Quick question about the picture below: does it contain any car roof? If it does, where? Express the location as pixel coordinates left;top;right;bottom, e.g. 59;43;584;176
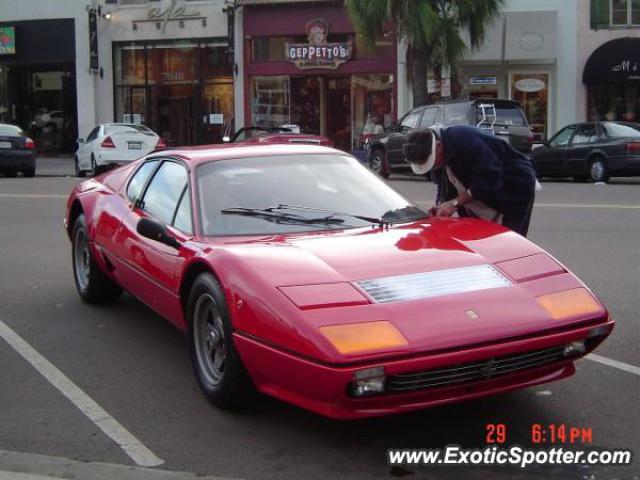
147;143;344;167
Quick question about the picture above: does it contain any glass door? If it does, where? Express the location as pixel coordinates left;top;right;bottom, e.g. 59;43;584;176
325;77;351;152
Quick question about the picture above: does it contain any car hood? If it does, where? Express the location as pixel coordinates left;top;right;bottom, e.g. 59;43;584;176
219;218;541;286
209;217;604;362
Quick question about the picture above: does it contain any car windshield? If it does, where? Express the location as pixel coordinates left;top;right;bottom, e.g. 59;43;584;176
106;124;152;134
197;154;426;236
0;124;24;136
601;122;640;138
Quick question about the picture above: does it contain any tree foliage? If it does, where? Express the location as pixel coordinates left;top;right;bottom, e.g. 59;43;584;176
345;0;504;107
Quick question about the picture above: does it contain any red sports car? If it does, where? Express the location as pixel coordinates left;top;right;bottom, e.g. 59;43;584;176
65;144;613;419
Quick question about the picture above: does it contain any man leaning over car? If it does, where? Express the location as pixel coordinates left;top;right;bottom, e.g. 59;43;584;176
403;125;537;237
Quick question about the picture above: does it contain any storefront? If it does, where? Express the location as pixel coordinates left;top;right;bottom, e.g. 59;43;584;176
241;2;397;152
0;19;78;153
456;9;560;142
94;0;234;146
113;39;234;145
583;37;640;122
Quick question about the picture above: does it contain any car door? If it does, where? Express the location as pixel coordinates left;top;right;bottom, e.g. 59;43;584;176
78;126;100;169
385;109;423;166
113;159;193;324
532;125;578;176
565;123;598;175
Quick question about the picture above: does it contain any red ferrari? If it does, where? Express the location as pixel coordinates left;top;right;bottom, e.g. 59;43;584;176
65;144;613;419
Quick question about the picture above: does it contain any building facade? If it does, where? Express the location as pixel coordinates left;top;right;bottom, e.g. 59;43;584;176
453;0;578;142
577;0;640;123
235;0;398;152
0;0;94;153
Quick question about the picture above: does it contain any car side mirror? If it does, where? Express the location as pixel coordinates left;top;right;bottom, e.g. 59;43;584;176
77;138;85;144
136;218;181;249
222;136;231;143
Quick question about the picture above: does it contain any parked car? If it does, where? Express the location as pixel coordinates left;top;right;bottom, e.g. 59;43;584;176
368;99;533;178
65;143;613;419
75;123;166;177
0;123;36;177
532;121;640;183
224;126;332;147
31;109;64;132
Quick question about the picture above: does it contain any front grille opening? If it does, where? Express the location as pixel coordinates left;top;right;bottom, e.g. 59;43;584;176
386;345;566;394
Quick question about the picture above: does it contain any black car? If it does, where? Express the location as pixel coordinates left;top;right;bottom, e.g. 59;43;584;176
367;98;533;178
0;123;36;177
532;121;640;183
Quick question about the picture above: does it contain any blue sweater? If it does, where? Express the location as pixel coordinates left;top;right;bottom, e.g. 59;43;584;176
438;126;536;216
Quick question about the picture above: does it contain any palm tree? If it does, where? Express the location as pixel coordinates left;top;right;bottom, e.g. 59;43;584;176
345;0;504;108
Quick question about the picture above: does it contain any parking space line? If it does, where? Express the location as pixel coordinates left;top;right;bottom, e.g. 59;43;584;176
586;353;640;376
0;320;164;468
0;194;67;199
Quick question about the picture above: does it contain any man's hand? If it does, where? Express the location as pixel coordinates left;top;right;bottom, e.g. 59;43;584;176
433;200;458;217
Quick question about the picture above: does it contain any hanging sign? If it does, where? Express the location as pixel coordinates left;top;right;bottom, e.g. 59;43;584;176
88;10;99;70
0;27;16;55
286;18;351;70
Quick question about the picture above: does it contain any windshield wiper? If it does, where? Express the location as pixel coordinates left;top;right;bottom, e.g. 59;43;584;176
272;204;389;228
220;207;346;226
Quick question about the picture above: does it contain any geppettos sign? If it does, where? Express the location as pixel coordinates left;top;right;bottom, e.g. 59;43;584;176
286;18;351;70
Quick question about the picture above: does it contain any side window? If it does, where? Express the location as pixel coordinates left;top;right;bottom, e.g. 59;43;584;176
418;108;438;128
549;125;577;147
572;124;597;144
140;161;188;225
444;103;470;125
86;127;100;142
173;187;192;234
400;110;421;130
127;160;159;203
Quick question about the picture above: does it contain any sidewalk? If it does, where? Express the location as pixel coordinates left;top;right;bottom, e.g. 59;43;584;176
0;450;239;480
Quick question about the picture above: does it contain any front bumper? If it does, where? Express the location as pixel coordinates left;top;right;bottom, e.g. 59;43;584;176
234;318;613;419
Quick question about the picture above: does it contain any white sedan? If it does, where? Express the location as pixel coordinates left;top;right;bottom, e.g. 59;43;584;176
75;123;166;177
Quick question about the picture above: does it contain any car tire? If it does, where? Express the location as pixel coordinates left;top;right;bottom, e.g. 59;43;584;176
588;157;609;183
74;156;85;178
370;149;390;179
72;214;122;304
23;166;36;178
187;273;255;409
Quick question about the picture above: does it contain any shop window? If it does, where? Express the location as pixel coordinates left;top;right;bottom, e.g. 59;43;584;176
353;34;394;59
510;72;550;142
251;76;290;128
114;45;146;85
351;74;393;150
252;36;304;62
588;83;640;122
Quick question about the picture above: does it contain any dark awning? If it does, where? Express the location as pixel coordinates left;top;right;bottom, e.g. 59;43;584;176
583;37;640;84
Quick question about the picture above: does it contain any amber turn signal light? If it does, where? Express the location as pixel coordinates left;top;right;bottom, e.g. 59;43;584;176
536;288;603;321
320;321;409;355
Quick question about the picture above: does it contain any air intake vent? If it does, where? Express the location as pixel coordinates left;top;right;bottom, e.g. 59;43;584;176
386;345;566;393
356;264;512;304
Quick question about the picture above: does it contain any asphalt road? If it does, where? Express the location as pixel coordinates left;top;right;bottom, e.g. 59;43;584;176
0;158;638;480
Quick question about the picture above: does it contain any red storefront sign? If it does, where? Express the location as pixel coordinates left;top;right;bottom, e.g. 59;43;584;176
286;18;351;70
